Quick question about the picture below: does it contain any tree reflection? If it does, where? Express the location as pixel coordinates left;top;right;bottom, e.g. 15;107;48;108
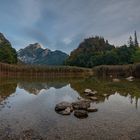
0;77;140;108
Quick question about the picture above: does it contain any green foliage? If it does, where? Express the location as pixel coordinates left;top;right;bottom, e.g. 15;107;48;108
134;31;139;47
0;45;17;64
65;36;115;67
0;33;17;64
0;46;17;64
103;50;119;65
65;35;139;68
115;45;134;64
131;48;140;63
128;36;134;47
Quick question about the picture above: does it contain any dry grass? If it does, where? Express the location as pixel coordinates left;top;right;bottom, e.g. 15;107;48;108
0;63;93;77
94;63;140;78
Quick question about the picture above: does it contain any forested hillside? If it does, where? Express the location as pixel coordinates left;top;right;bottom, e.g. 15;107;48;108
0;33;17;64
65;32;139;68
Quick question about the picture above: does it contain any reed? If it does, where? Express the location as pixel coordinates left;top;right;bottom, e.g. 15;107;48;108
94;63;140;78
0;63;93;77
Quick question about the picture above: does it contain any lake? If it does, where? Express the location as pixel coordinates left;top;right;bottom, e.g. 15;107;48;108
0;77;140;140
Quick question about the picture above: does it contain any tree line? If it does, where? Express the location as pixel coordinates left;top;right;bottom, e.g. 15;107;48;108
0;31;140;68
65;31;140;68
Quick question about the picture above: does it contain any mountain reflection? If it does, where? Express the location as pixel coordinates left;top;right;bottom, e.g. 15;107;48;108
0;77;140;108
18;82;68;94
0;77;71;97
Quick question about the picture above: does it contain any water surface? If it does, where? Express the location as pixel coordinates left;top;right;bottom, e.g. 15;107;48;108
0;77;140;140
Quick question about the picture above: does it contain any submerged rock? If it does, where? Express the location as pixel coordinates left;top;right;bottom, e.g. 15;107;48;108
84;89;92;93
113;78;120;82
84;89;97;96
55;100;98;118
87;107;98;112
58;107;71;115
90;97;98;101
72;101;90;110
74;110;88;119
55;101;73;112
86;91;97;96
126;76;134;82
77;96;84;100
103;94;109;97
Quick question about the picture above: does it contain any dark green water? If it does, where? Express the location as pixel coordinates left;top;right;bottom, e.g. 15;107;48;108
0;77;140;140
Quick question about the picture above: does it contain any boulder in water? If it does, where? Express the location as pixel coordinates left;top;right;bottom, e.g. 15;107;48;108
55;101;73;112
74;110;88;119
72;101;90;110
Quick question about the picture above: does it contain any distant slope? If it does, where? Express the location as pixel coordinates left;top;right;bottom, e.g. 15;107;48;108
18;43;68;65
65;36;115;67
0;32;17;64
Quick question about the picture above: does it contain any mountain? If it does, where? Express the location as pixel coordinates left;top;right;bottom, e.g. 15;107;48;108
0;32;17;64
65;36;115;67
18;43;68;65
65;35;140;68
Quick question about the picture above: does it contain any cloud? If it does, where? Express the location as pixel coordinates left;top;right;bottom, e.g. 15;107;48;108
62;38;72;45
22;27;49;46
0;0;140;53
17;0;43;25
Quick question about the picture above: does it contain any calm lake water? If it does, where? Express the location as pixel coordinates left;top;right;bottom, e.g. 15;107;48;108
0;77;140;140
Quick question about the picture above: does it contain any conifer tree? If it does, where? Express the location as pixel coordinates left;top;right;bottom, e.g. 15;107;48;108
134;31;139;47
128;36;134;47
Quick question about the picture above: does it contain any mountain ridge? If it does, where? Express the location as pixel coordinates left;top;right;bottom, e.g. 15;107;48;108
18;43;68;65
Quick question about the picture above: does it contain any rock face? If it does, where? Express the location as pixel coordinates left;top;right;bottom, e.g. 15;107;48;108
0;32;17;64
18;43;68;65
74;110;88;119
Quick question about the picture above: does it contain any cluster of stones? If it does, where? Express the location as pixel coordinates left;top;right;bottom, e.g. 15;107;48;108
55;100;98;119
112;76;134;82
84;88;109;99
54;88;112;118
84;89;99;101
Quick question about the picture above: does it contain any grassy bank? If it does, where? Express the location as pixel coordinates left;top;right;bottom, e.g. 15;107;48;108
0;63;93;77
94;63;140;78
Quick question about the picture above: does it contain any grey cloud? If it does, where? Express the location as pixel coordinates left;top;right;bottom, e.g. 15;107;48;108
22;27;49;47
0;0;140;53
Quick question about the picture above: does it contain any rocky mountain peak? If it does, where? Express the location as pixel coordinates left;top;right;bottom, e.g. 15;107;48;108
18;43;68;65
26;43;43;50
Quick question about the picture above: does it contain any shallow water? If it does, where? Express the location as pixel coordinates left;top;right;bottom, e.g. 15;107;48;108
0;77;140;140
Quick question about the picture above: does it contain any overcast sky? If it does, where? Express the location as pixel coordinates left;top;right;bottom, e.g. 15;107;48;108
0;0;140;53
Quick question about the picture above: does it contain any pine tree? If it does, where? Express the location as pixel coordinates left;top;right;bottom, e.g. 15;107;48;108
128;36;134;47
134;31;139;47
